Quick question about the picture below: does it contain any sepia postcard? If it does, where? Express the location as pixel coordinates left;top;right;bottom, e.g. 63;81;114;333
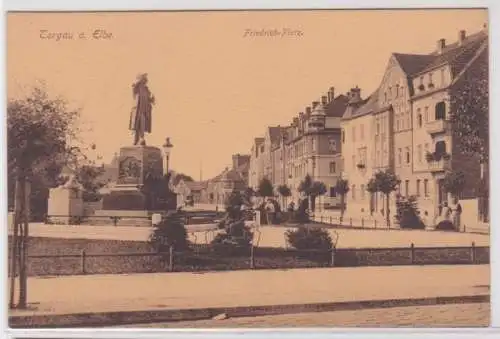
5;8;491;330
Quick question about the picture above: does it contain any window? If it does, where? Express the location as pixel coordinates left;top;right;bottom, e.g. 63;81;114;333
406;112;411;129
329;139;337;152
416;179;421;196
440;68;445;86
384;92;387;103
376;121;380;135
397;148;402;166
405;180;410;196
352;185;356;200
435;101;446;120
342;130;345;143
405;147;411;164
330;187;336;197
388;87;392;100
352;126;356;142
417;145;422;163
396;118;400;131
311;138;316;152
424;106;429;122
376;150;381;167
419;76;424;85
396;84;399;98
329;161;336;173
429;72;433;85
397;183;402;195
435;140;447;155
361;184;365;199
417;113;423;128
424;179;429;197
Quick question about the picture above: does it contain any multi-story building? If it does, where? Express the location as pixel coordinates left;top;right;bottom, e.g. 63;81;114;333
280;88;349;208
248;137;265;190
341;28;488;225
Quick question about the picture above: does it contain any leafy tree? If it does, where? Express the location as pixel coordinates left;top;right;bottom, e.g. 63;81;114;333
442;170;466;200
172;172;195;185
449;46;488;165
8;86;80;309
370;169;401;227
75;164;107;202
298;174;327;211
335;179;350;222
277;184;292;208
257;177;274;197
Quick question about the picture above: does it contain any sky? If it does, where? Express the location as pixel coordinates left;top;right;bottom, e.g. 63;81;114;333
7;9;488;180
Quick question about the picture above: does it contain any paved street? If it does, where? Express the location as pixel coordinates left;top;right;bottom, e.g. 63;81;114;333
9;265;489;318
15;222;489;249
128;303;490;328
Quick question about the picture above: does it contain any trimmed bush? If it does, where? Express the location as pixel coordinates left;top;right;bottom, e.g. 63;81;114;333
435;220;455;231
149;211;189;252
395;195;426;229
285;227;333;251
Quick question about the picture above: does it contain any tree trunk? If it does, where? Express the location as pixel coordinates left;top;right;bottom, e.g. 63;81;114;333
18;178;31;308
9;177;22;309
385;193;391;228
340;194;345;222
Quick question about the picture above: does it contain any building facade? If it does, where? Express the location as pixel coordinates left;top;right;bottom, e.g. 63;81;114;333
340;28;488;225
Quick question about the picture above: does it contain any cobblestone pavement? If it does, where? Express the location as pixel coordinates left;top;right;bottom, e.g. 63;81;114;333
16;222;489;249
129;303;490;328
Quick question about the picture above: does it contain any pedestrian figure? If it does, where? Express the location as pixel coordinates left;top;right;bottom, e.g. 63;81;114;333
451;197;463;231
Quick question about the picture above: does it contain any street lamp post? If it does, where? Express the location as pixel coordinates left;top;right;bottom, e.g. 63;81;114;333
162;137;173;175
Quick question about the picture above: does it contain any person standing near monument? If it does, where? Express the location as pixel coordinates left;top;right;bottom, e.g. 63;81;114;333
130;73;155;146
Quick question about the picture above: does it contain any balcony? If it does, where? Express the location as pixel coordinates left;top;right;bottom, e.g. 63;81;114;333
428;159;451;173
426;119;450;135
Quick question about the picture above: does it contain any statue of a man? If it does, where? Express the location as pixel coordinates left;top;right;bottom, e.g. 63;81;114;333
130;73;155;145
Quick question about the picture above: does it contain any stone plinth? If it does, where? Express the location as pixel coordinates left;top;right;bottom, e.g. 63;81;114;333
47;178;84;224
101;145;177;212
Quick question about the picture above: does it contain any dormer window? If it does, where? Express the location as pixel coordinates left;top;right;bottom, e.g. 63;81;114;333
428;73;434;88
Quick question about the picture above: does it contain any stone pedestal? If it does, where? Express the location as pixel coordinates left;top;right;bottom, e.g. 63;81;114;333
47;177;84;224
100;145;177;213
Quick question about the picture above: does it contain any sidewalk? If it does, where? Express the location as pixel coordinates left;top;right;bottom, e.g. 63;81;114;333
9;265;489;327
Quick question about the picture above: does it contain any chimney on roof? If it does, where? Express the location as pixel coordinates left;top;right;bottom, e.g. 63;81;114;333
458;30;466;45
321;95;328;105
312;101;319;109
437;38;446;54
305;106;311;115
349;86;362;105
328;87;335;102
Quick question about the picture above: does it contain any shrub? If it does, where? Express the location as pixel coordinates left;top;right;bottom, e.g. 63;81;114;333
285;227;333;251
149;211;189;252
395;195;425;229
211;219;253;255
435;220;455;231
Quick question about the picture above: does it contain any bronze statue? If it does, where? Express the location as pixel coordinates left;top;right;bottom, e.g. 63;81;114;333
130;73;155;145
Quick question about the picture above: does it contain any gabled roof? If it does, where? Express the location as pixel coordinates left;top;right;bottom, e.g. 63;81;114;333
324;94;350;117
392;53;436;76
341;92;375;121
416;30;488;76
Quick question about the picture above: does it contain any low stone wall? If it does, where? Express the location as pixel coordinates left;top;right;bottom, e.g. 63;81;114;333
8;237;489;277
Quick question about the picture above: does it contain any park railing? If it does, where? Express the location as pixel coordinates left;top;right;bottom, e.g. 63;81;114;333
8;241;489;277
44;210;226;227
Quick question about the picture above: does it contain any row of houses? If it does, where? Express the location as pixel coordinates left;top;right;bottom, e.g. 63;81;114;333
247;27;489;225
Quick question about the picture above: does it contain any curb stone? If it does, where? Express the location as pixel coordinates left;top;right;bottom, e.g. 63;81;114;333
9;294;490;328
